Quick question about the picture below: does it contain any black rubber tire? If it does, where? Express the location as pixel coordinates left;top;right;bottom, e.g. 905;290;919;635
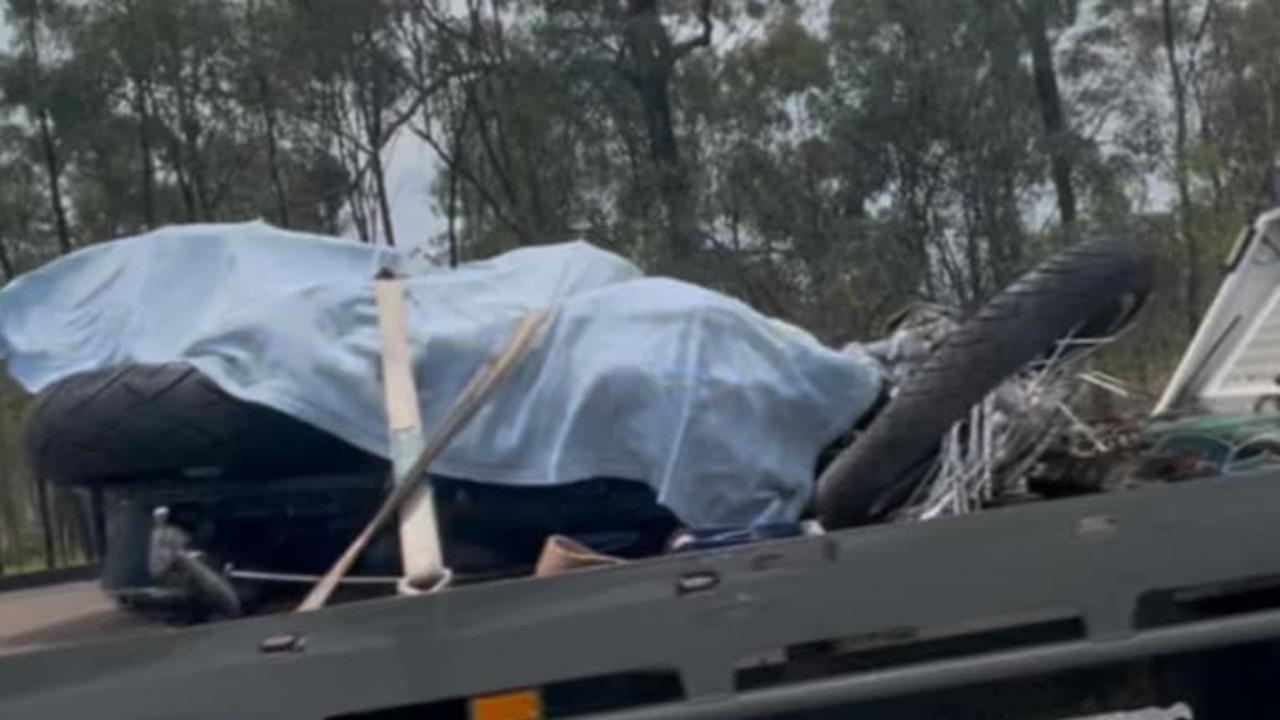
26;363;384;486
815;238;1155;529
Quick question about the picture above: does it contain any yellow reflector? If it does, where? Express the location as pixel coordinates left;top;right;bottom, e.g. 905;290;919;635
469;688;543;720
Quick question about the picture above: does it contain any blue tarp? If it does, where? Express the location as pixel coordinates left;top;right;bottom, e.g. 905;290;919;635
0;222;881;527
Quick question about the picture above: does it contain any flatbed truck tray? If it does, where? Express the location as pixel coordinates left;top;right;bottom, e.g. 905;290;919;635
4;473;1280;719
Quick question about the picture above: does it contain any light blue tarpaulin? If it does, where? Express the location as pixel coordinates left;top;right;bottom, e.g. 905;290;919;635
0;222;881;527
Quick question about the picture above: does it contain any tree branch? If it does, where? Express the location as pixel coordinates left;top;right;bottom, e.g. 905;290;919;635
673;0;713;60
397;62;498;103
410;120;530;240
1007;0;1031;31
408;4;475;46
1191;0;1218;52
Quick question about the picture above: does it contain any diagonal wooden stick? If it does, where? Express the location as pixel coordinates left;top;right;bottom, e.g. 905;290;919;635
298;309;552;612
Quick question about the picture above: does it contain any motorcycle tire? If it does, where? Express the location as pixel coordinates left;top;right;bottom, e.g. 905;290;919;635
815;237;1155;529
26;363;384;486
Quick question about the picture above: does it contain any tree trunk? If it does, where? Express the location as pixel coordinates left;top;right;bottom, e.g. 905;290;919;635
1162;0;1199;334
464;78;525;235
168;136;199;222
65;489;93;563
365;69;397;247
133;80;157;228
447;126;463;267
620;0;702;259
333;122;372;242
189;136;210;221
246;0;289;226
34;477;56;568
1018;0;1076;229
90;486;106;562
24;10;73;255
349;189;372;244
370;145;396;247
176;162;198;221
1198;117;1223;211
257;73;291;227
447;168;459;265
36;109;72;255
641;76;696;255
0;238;13;280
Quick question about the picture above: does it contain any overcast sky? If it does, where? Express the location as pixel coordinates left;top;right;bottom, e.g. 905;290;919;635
378;133;445;251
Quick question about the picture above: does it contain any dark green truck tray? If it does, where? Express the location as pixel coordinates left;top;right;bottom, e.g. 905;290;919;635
4;472;1280;719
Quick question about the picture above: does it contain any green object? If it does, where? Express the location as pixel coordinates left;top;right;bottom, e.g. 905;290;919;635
1144;412;1280;445
1143;412;1280;476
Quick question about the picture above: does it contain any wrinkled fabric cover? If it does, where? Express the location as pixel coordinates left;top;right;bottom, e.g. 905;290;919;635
0;222;881;527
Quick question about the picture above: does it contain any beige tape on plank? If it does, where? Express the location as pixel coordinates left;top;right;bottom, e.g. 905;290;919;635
373;279;444;591
375;281;425;433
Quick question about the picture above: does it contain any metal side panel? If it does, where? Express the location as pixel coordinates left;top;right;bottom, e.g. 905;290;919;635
1156;208;1280;415
4;475;1280;719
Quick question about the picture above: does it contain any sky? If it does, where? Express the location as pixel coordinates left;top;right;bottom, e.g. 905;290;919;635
377;133;445;251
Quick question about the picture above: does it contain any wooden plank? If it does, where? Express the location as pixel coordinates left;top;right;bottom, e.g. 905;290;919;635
373;279;441;588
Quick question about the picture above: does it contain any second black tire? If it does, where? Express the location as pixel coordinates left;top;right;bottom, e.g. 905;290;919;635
26;363;384;486
815;238;1155;529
